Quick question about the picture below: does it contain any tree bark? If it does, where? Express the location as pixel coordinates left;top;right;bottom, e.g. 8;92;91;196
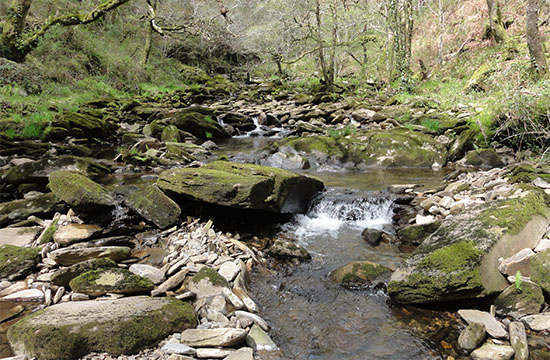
526;0;547;74
314;0;331;89
0;0;132;62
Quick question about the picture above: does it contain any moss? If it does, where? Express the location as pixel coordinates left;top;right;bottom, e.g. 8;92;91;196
530;249;550;295
419;240;483;273
7;298;196;360
0;244;41;280
398;221;441;245
49;170;113;208
479;191;548;235
277;136;347;159
507;164;550;184
0;193;64;227
69;268;154;296
342;262;389;285
494;282;544;318
464;62;496;93
39;218;58;244
126;185;181;229
192;267;228;287
51;258;118;287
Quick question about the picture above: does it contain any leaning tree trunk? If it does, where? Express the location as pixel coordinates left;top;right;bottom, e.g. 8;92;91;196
526;0;547;74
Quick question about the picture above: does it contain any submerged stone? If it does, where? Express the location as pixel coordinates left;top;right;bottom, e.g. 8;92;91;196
158;160;324;214
388;189;550;304
0;245;41;281
49;170;114;209
330;261;391;288
69;267;154;297
7;296;196;360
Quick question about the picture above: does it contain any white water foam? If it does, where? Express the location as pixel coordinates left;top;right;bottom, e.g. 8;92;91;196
282;193;394;243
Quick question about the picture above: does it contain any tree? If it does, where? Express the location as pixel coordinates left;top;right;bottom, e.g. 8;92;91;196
526;0;547;74
386;0;414;84
484;0;507;44
0;0;132;62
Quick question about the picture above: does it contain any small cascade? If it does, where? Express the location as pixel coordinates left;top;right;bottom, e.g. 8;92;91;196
282;190;394;242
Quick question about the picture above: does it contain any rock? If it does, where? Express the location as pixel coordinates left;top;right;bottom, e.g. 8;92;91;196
50;258;118;286
225;347;254;360
498;248;535;277
458;310;508;339
2;288;44;302
521;313;550;331
233;286;258;313
180;328;247;347
263;152;308;171
161;125;182;143
415;214;436;225
129;263;165;284
0;245;40;281
168;111;229;139
188;267;229;299
49;171;114;209
388;189;549;304
222;287;244;310
448;129;475;162
69;267;154;297
152;268;189;296
494;282;544;319
529;249;550;296
397;221;441;245
246;324;278;351
53;224;103;247
195;348;235;358
0;227;42;247
351;109;376;122
0;282;27;297
534;239;550;252
470;342;514;360
0;193;65;227
125;184;181;229
235;311;269;331
162;343;196;356
7;297;196;360
266;238;311;259
329;261;391;288
509;322;528;360
458;322;486;352
466;149;505;169
445;180;470;194
388;184;418;194
361;228;383;246
52;112;115;139
218;262;240;282
48;246;131;266
158;160;324;214
439;196;455;209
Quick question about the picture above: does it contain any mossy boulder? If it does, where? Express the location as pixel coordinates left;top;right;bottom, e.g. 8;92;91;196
53;112;115;139
51;258;118;287
7;296;196;360
125;185;181;229
529;249;550;296
142;120;166;138
330;261;391;288
494;282;544;319
69;267;154;297
0;193;66;227
464;63;496;93
397;221;442;245
4;156;110;185
49;170;114;209
188;267;229;299
160;125;181;143
448;128;476;162
0;245;41;281
167;111;229;139
388;188;550;304
465;149;504;169
157;160;324;214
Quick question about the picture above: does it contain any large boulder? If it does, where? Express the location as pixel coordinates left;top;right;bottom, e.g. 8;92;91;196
69;267;154;297
7;297;196;360
3;156;110;185
49;171;114;209
51;258;118;286
167;111;229;139
0;193;65;227
125;185;181;229
388;188;550;304
51;112;116;139
529;249;550;296
157;160;324;214
273;128;447;169
0;245;41;281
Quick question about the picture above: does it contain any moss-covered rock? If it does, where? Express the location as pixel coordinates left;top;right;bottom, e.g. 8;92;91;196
160;125;181;143
397;221;442;245
494;282;544;319
465;63;496;93
168;111;229;139
388;188;550;304
125;185;181;229
330;261;391;288
448;128;476;162
49;170;114;209
4;156;110;185
7;296;196;360
52;112;116;139
0;193;66;227
506;164;550;184
142;120;166;138
157;160;324;214
69;267;154;297
51;258;118;287
529;249;550;296
0;245;41;281
465;149;504;169
192;267;229;288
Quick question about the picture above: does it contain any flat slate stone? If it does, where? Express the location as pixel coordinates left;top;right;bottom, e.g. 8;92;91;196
246;324;278;351
470;342;514;360
125;185;181;229
53;224;103;247
521;312;550;331
180;328;247;348
458;309;508;339
0;227;42;247
7;296;196;360
48;246;131;266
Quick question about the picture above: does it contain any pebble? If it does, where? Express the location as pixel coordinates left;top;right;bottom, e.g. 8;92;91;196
470;342;514;360
246;324;278;351
219;261;241;282
225;347;254;360
195;348;235;358
161;343;196;356
458;322;486;352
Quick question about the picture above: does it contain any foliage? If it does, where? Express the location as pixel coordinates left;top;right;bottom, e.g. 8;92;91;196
515;270;522;292
327;126;357;138
421;119;440;132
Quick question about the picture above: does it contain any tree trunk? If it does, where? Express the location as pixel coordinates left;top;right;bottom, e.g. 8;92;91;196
314;0;331;89
485;0;507;43
141;0;158;66
526;0;548;74
0;0;132;62
388;0;413;84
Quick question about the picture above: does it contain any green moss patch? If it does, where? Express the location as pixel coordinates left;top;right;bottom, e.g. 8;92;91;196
419;241;483;273
49;170;114;209
0;245;41;280
192;267;228;287
69;268;154;297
